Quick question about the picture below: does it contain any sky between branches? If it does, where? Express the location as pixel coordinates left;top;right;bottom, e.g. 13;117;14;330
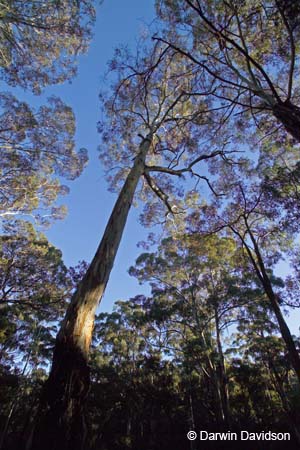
10;0;299;333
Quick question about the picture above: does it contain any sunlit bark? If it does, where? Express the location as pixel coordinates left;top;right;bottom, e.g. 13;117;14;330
27;134;152;450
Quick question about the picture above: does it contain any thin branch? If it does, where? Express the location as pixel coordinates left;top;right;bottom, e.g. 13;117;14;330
152;36;250;91
143;171;174;215
183;0;281;102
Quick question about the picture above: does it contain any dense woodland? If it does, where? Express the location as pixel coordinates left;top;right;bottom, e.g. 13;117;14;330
1;1;300;449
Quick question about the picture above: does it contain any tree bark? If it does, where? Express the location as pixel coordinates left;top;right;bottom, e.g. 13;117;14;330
214;305;231;428
266;288;300;384
273;100;300;143
191;292;226;427
188;391;196;450
26;134;152;450
244;224;300;385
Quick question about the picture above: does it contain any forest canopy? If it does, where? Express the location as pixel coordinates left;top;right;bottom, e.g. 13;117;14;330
0;1;300;450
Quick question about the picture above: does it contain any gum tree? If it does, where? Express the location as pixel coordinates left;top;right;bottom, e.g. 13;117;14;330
155;0;300;142
28;42;231;450
0;93;87;226
0;0;95;93
130;233;256;428
188;157;300;385
0;1;96;225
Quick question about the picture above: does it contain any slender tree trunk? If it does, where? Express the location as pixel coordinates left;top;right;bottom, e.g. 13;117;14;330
273;100;300;143
192;295;225;427
188;390;196;450
214;305;231;428
243;224;300;385
266;288;300;384
26;134;152;450
199;330;225;427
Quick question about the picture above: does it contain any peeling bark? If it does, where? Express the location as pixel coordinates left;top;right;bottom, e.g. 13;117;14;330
27;134;152;450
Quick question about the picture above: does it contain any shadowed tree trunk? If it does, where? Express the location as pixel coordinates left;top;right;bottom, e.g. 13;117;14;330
238;221;300;386
266;351;300;444
273;101;300;143
214;304;231;428
264;286;300;383
190;289;226;427
26;133;153;450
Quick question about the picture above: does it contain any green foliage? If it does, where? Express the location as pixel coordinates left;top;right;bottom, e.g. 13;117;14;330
0;0;94;225
0;93;88;225
1;1;300;448
0;0;96;93
156;0;300;144
0;220;74;367
1;229;300;448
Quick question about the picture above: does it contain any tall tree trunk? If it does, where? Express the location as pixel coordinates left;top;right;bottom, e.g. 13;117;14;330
26;134;152;450
243;224;300;385
266;288;300;384
273;100;300;143
214;305;231;428
191;293;225;427
199;330;225;427
188;390;196;450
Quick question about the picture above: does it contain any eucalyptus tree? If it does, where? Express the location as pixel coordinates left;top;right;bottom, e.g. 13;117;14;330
231;308;300;440
88;299;188;450
0;220;82;450
130;233;257;428
0;93;87;225
188;157;300;385
0;1;96;225
0;220;72;324
0;0;95;93
155;0;300;142
28;42;231;450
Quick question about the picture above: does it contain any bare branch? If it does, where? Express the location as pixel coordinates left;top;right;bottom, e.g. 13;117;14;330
143;171;174;215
